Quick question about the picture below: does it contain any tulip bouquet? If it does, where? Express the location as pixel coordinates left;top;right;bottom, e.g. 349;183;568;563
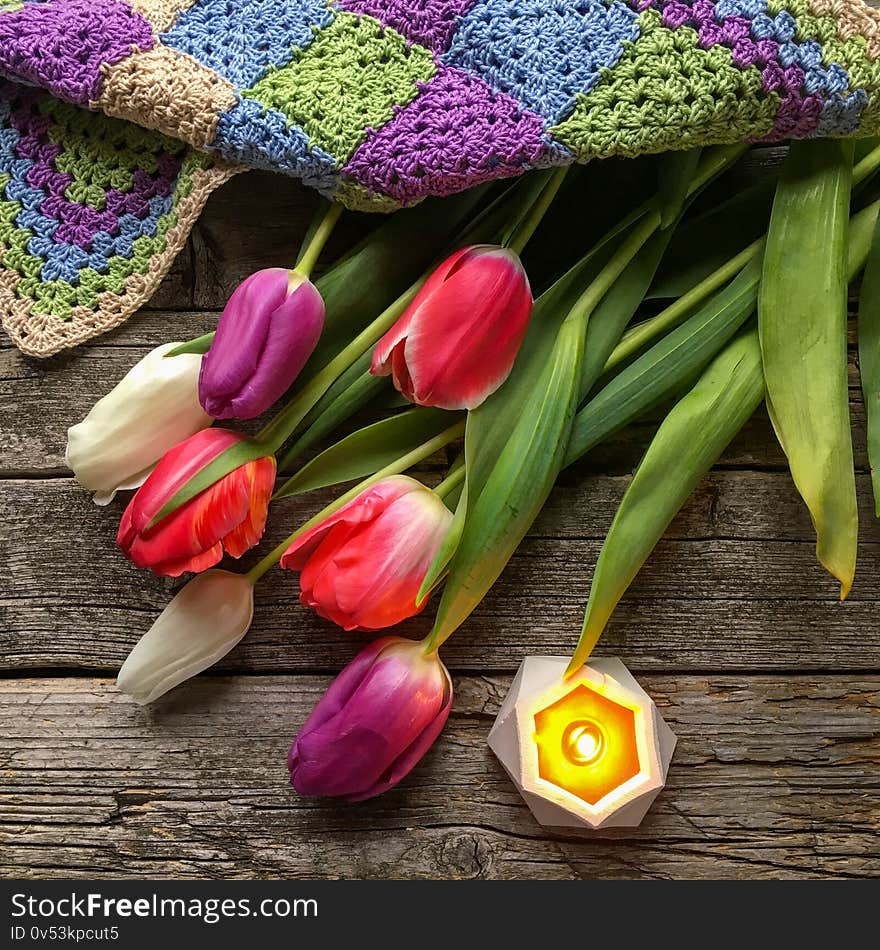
67;136;880;804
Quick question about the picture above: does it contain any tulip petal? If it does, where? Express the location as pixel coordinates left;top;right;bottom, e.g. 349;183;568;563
66;342;211;498
199;269;290;406
281;475;419;569
346;667;453;801
403;252;533;409
290;642;448;799
227;281;324;419
288;637;395;766
124;428;243;533
370;246;479;377
117;570;254;705
223;455;277;557
324;493;452;630
117;429;274;577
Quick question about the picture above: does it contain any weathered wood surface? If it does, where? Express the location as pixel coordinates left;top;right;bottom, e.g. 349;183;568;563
1;169;879;879
1;675;878;879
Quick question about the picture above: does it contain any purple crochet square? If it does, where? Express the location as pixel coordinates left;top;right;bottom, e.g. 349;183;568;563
338;0;480;53
0;0;154;107
343;66;562;205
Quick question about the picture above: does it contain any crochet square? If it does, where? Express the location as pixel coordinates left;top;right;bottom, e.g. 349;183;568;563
444;0;640;125
243;12;437;164
339;0;480;53
551;8;779;156
0;82;210;317
0;0;154;107
211;97;337;192
343;66;565;204
96;45;238;149
127;1;201;33
160;0;334;89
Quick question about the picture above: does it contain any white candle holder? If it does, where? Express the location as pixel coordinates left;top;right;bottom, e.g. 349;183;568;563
488;656;676;829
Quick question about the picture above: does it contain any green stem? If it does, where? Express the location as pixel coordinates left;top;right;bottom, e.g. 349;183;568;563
505;167;569;256
254;280;423;453
293;201;343;279
854;142;880;188
605;237;764;373
433;464;466;501
165;331;215;358
246;419;464;584
569;210;662;328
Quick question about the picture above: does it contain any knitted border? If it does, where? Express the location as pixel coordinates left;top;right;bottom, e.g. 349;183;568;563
815;1;880;56
1;159;239;357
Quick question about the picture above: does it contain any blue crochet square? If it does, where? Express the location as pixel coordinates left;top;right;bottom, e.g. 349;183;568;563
160;0;334;90
444;0;639;125
210;97;338;193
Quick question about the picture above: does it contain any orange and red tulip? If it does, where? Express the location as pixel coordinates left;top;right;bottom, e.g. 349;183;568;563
117;428;275;577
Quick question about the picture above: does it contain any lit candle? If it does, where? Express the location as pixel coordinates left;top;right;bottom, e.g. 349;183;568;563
488;656;676;829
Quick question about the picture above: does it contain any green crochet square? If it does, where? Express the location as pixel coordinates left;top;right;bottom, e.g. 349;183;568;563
243;12;436;165
551;9;778;158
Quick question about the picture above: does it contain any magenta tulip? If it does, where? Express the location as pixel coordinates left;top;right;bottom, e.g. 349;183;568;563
370;244;533;410
289;636;453;801
199;268;324;419
280;475;453;631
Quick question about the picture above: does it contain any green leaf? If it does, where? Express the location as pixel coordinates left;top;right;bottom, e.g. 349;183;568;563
568;329;764;673
274;407;459;499
417;247;611;603
859;208;880;516
648;176;776;299
847;198;880;279
758;138;856;598
578;225;676;402
658;147;701;229
566;256;762;465
277;366;387;473
165;332;214;357
425;312;587;647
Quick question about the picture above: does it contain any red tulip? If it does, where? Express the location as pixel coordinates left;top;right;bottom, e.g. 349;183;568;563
117;428;275;577
289;636;452;801
370;244;533;410
280;475;452;631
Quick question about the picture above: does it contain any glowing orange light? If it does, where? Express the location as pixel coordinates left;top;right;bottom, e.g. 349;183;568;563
534;683;641;806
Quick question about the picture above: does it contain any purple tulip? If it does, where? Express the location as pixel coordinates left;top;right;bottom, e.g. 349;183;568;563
289;636;453;801
199;268;324;419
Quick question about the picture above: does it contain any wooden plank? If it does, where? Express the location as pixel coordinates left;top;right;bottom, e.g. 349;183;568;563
3;475;880;673
0;322;868;476
0;674;876;879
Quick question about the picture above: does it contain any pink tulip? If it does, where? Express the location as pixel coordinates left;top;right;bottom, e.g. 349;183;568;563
280;475;452;631
289;636;453;800
199;268;324;420
370;244;533;410
117;428;275;577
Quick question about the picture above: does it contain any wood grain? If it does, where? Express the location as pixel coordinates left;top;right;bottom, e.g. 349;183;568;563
0;675;876;880
3;473;880;673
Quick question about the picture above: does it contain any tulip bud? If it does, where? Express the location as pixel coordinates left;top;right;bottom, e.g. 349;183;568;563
66;343;212;505
117;570;254;704
117;428;275;577
280;475;453;630
371;245;533;410
199;268;325;420
289;636;452;800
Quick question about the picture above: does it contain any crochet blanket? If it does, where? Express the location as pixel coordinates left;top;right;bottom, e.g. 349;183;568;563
4;0;880;356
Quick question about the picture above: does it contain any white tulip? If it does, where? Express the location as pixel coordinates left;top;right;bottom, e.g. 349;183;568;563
117;570;254;705
66;342;212;505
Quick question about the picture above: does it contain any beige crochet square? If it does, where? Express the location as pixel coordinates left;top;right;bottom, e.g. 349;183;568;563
94;45;237;150
127;0;200;32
